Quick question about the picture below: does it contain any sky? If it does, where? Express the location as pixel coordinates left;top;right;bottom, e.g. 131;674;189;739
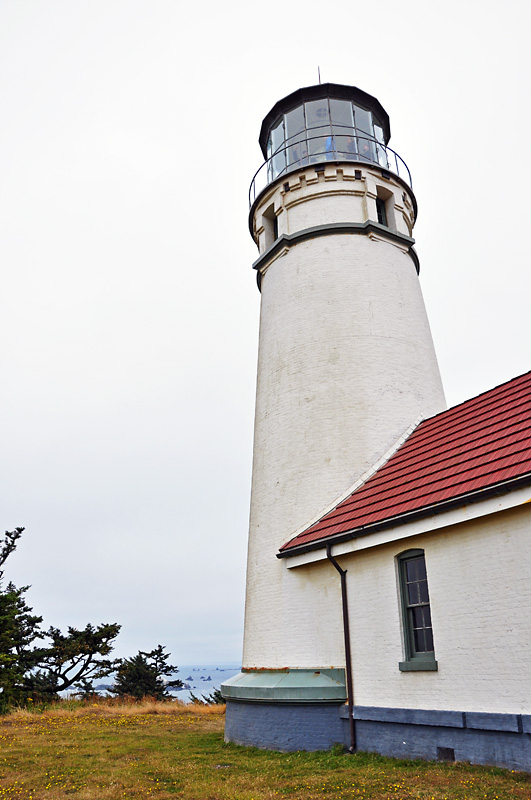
1;0;530;666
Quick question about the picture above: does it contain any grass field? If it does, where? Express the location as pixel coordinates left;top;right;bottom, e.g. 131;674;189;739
0;700;530;799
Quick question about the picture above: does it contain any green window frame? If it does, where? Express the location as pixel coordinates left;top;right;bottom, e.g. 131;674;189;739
397;549;438;672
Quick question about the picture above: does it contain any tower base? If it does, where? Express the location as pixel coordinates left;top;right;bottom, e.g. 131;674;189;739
224;699;345;752
221;668;347;751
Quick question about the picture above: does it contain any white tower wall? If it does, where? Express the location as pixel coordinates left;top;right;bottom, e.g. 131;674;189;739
243;162;445;668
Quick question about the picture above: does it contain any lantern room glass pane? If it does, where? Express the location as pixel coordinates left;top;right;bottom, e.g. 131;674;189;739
305;99;330;130
308;130;328;161
305;100;330;162
335;133;357;160
329;101;354;161
285;105;307;168
285;105;305;142
270;119;286;178
373;124;389;167
287;139;308;168
376;143;389;168
354;105;373;136
330;98;354;129
358;136;377;164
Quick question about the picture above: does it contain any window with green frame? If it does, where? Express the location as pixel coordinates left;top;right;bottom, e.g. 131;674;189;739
398;549;438;671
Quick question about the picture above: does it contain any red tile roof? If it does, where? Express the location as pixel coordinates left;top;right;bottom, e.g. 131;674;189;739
280;371;531;554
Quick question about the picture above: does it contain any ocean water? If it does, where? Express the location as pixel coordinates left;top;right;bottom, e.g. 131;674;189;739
168;663;241;703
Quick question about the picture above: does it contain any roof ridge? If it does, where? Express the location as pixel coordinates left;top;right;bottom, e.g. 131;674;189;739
421;371;531;428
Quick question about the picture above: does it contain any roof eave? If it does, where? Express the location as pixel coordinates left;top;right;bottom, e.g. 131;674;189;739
277;472;531;559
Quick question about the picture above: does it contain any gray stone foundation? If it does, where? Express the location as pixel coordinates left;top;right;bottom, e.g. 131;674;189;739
224;700;345;751
346;706;531;772
224;700;531;771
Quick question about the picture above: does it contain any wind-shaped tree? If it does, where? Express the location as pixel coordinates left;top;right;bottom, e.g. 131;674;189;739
110;645;183;700
0;528;120;707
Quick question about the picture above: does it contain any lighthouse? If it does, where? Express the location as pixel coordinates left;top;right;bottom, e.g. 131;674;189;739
222;83;446;751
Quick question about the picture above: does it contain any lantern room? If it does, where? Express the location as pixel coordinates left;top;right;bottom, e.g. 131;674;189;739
251;83;411;200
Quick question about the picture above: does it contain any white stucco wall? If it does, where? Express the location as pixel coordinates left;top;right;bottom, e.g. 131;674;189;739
263;502;531;713
334;504;531;714
242;166;445;669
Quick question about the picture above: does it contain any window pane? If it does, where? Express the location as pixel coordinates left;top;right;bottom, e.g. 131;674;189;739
305;99;330;130
308;130;329;160
272;153;286;177
424;628;434;652
287;140;308;168
358;137;377;163
330;98;354;129
414;628;426;652
376;197;388;227
354;105;373;136
407;582;418;606
373;126;388;168
334;134;357;160
304;100;329;163
271;119;284;148
406;560;418;582
285;105;305;142
268;119;282;156
270;120;286;178
285;104;307;168
376;143;389;168
416;558;427;580
412;607;424;628
418;579;429;604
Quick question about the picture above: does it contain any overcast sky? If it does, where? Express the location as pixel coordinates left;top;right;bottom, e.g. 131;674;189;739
1;0;529;666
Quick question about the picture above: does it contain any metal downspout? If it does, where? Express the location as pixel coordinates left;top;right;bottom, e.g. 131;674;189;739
326;544;356;753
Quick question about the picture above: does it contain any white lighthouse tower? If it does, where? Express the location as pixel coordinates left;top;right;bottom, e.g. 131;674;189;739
222;83;446;750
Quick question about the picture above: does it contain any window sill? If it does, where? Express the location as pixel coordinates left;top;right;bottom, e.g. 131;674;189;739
399;660;438;672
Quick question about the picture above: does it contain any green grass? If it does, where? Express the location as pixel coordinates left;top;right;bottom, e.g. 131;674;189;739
0;700;529;799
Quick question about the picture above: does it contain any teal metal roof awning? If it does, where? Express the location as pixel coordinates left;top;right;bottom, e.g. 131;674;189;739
221;668;346;703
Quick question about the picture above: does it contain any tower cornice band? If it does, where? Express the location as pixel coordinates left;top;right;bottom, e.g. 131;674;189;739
252;222;420;291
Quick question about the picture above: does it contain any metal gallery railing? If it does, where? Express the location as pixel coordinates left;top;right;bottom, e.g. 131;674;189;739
249;133;412;207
